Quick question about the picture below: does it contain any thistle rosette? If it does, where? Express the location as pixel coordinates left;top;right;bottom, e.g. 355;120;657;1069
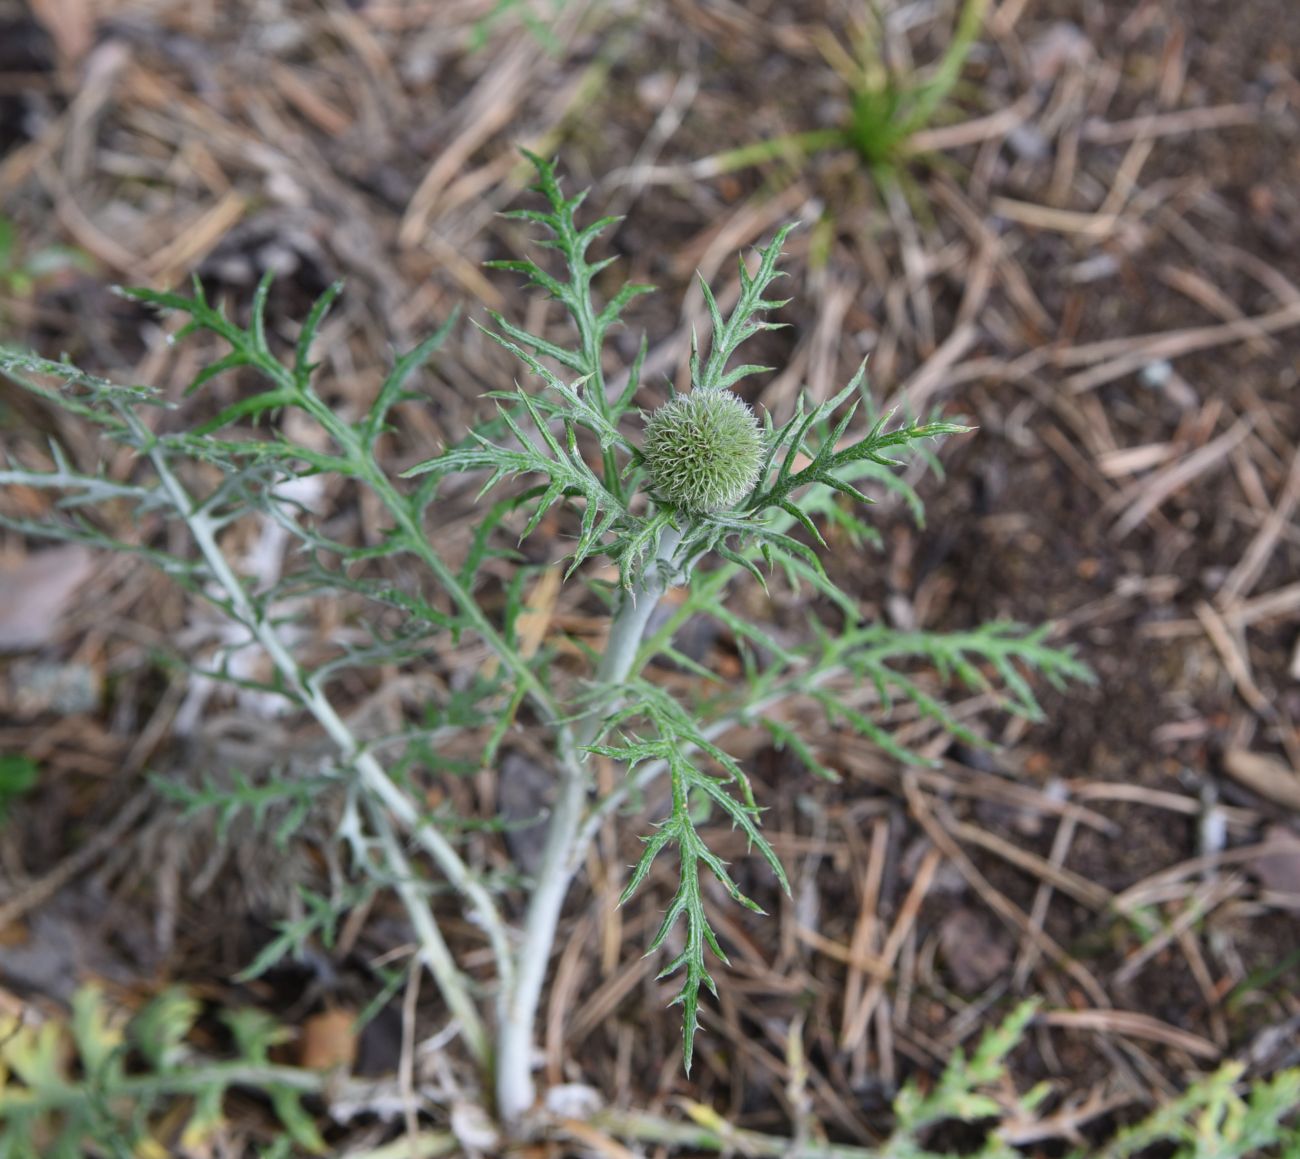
642;389;765;514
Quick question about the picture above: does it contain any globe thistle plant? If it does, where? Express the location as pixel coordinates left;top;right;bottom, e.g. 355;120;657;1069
642;389;765;514
0;153;1095;1133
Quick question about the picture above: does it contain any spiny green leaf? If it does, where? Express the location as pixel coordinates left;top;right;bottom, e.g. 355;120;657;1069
362;307;458;448
692;223;797;394
129;989;201;1071
612;678;790;1071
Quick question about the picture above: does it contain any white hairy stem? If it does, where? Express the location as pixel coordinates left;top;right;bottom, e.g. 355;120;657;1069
143;430;500;1066
495;523;683;1125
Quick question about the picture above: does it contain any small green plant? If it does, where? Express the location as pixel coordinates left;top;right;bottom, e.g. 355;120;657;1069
840;0;989;171
594;1002;1300;1159
1090;1063;1300;1159
0;217;91;301
677;0;989;188
0;985;328;1156
5;990;1298;1156
0;154;1089;1140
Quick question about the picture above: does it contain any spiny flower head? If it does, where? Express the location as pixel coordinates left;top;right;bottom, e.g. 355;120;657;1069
642;389;765;514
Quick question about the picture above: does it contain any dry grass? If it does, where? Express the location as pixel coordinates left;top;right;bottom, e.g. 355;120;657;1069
1;0;1299;1152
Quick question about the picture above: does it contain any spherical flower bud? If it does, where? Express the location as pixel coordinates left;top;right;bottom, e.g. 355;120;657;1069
642;389;765;514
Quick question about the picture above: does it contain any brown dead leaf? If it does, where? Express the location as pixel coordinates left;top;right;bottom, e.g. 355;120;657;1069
1222;749;1300;812
298;1007;357;1071
479;566;560;682
513;565;561;660
1250;825;1300;895
0;546;96;652
938;907;1012;993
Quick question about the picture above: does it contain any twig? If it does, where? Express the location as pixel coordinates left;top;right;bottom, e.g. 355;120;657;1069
1040;1009;1220;1061
1013;804;1078;989
1109;419;1252;539
1194;600;1273;717
1218;448;1300;603
841;845;941;1049
591;1106;885;1158
903;774;1111;1007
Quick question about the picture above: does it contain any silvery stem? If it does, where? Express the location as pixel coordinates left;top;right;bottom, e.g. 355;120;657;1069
495;523;683;1125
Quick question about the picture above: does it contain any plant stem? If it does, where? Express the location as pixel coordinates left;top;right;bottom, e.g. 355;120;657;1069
367;798;491;1066
580;524;685;748
495;523;683;1125
591;1107;885;1158
0;1063;333;1113
347;1131;461;1159
292;387;565;731
138;420;498;1066
899;0;989;136
693;129;848;176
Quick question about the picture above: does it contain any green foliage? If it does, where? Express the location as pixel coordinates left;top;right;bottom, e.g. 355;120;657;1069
760;619;1094;767
0;216;91;300
1085;1063;1300;1159
467;0;568;55
690;222;794;393
154;768;334;848
592;677;790;1072
0;153;1091;1112
4;990;1294;1157
402;349;631;581
488;149;655;395
0;985;326;1157
743;365;965;529
883;1007;1300;1159
681;0;990;188
0;282;524;736
0;756;38;823
405;151;655;584
890;1000;1042;1143
597;1005;1300;1158
842;0;989;171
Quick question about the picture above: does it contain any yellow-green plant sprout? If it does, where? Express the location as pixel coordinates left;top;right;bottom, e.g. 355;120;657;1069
0;986;328;1157
673;0;990;190
843;0;989;171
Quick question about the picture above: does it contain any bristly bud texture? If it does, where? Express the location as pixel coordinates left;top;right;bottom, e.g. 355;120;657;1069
643;390;764;514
